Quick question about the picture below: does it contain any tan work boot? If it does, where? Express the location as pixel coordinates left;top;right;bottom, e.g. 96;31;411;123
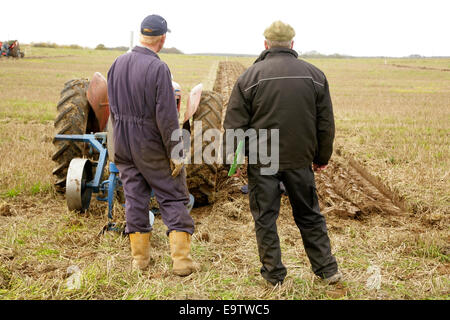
129;232;151;271
169;231;197;276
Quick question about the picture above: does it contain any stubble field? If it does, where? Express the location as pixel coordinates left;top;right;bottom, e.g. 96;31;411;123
0;46;448;300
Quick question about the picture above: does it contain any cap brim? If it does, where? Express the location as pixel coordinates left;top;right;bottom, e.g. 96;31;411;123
167;28;171;33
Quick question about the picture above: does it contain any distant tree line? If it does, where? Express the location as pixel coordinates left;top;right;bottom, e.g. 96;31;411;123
95;44;129;51
160;47;183;54
30;42;183;54
195;50;352;58
298;50;353;59
31;42;84;49
96;43;183;54
26;43;441;58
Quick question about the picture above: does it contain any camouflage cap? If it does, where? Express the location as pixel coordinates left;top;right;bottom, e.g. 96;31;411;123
263;20;295;41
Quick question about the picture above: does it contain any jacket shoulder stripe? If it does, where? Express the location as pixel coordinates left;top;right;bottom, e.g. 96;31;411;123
244;76;324;92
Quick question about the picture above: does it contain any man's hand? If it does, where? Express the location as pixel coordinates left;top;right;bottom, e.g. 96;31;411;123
231;168;242;178
170;158;185;177
313;163;327;172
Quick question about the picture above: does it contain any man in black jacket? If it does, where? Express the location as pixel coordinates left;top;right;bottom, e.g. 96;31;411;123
223;21;341;286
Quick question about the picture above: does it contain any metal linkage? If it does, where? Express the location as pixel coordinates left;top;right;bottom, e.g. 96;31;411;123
55;133;108;194
55;133;122;233
97;162;121;220
54;133;196;235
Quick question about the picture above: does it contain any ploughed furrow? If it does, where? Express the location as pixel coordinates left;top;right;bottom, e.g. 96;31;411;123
209;61;405;222
186;61;246;205
211;61;247;189
213;61;246;128
316;155;405;220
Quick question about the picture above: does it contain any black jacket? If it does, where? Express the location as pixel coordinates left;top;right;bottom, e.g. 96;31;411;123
223;47;335;170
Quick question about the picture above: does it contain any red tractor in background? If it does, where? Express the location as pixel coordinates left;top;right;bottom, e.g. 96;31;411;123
0;40;25;58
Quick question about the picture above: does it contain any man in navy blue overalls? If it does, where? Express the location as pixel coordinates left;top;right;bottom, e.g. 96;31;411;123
107;15;196;276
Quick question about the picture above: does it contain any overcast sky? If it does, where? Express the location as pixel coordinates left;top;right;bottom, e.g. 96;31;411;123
2;0;449;57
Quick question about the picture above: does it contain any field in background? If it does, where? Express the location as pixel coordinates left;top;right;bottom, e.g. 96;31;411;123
0;47;448;299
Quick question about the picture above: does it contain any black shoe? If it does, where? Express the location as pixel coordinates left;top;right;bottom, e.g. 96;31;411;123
323;271;342;284
267;279;284;287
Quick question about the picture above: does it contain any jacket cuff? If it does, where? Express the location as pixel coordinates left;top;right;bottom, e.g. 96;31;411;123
313;158;329;166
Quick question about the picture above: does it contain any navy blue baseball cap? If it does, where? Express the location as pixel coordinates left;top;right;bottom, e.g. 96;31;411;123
141;14;170;36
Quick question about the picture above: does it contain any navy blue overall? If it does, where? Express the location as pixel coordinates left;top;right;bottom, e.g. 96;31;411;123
107;46;194;235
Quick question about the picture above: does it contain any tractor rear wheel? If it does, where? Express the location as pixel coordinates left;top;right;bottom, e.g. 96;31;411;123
186;90;223;205
52;79;91;192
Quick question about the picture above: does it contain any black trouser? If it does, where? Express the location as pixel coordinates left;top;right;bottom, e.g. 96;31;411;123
248;165;338;285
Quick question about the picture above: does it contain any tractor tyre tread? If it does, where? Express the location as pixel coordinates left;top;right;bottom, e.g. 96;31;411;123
52;78;90;192
186;90;223;205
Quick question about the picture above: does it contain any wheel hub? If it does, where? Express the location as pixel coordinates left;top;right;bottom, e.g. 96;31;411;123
66;158;93;212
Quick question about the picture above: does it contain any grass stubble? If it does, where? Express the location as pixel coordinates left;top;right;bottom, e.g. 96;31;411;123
0;47;448;299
